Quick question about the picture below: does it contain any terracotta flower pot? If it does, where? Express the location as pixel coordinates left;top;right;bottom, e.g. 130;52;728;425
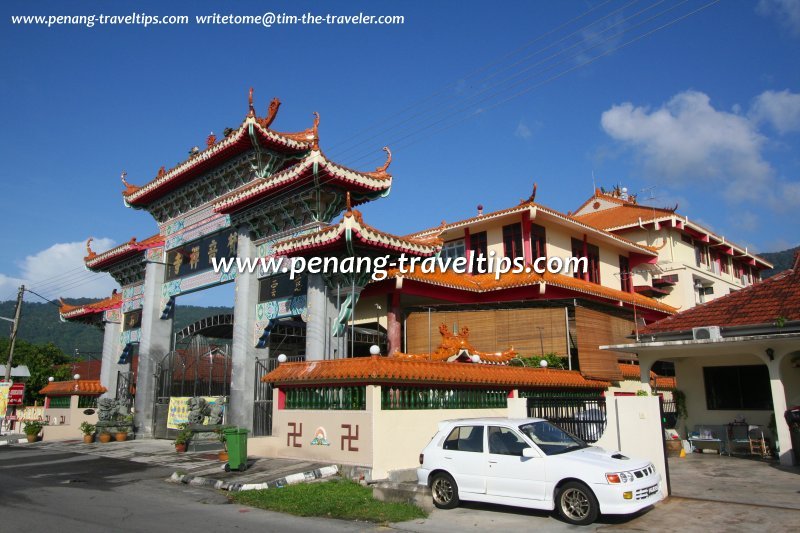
83;434;95;444
218;451;229;462
175;443;187;453
26;434;38;443
115;432;128;442
98;433;112;443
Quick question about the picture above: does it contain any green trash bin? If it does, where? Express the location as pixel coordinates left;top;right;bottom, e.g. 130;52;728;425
223;427;249;472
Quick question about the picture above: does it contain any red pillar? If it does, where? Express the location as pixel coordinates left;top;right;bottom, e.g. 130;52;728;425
387;292;402;355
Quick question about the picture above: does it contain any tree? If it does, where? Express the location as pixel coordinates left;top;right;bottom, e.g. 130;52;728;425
0;338;71;405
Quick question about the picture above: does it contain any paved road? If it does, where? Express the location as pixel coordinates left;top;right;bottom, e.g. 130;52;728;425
3;445;798;532
0;445;365;533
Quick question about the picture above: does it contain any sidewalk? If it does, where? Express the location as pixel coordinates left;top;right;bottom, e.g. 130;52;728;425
16;438;337;492
0;433;27;445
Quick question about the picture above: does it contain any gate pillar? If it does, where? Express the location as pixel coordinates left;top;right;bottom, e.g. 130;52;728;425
229;227;260;430
134;259;173;438
99;316;122;399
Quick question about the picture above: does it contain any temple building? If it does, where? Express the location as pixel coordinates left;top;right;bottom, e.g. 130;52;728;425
57;91;769;444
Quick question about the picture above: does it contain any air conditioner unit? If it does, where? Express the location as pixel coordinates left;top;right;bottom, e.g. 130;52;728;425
692;326;721;341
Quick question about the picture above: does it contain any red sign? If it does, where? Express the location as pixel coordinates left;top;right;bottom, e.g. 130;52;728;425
8;382;24;405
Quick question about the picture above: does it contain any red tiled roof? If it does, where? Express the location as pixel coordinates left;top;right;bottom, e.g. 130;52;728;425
387;268;676;314
40;380;107;396
654;376;677;390
263;356;609;389
59;292;122;320
274;207;440;257
85;234;164;270
641;259;800;334
617;363;656;380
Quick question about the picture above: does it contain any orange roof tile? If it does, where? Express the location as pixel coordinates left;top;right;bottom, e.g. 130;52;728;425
40;380;107;396
406;201;658;257
654;376;677;390
617;363;656;380
85;234;164;270
274;206;440;257
59;291;122;320
386;268;676;314
263;356;609;389
641;255;800;334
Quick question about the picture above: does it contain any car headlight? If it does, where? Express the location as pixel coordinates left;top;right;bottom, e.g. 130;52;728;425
605;470;636;484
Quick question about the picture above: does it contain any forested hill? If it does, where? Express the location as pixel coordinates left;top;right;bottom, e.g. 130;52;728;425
0;299;233;355
760;245;800;278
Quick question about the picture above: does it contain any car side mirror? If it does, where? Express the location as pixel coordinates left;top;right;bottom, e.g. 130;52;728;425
522;447;539;458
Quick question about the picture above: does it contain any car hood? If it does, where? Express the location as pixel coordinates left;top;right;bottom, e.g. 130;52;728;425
551;446;650;471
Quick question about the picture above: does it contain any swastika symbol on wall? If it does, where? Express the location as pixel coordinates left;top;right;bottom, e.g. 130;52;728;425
287;422;303;448
340;423;359;452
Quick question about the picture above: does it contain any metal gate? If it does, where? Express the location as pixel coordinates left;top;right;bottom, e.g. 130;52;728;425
153;337;232;438
526;394;607;443
253;357;277;437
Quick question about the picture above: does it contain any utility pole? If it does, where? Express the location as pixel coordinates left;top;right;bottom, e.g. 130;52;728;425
4;285;24;383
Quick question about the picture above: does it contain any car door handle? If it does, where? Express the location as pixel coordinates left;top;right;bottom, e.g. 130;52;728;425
444;456;452;460
488;460;498;464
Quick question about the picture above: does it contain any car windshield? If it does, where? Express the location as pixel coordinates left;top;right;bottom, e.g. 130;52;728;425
519;421;589;456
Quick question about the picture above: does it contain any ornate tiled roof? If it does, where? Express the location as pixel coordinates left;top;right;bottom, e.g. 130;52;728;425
40;380;107;396
263;356;609;389
573;191;771;269
85;235;164;270
407;201;658;257
273;202;440;257
640;254;800;334
122;93;315;206
393;324;517;363
59;291;122;320
654;376;677;390
387;268;676;314
213;148;393;214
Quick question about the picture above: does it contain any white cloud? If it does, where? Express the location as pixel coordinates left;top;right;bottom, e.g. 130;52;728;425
0;238;118;302
757;0;800;36
515;120;532;140
749;89;800;133
600;90;799;209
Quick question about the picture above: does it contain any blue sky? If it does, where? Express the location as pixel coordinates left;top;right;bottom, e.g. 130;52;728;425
1;0;798;306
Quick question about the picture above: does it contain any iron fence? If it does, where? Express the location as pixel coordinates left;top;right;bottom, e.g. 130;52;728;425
660;398;677;429
382;387;508;410
526;394;607;443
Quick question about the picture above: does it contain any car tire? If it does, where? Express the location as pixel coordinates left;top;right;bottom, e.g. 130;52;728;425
430;472;459;509
555;481;599;526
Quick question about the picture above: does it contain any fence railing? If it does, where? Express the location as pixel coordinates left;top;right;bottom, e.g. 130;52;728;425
526;395;607;443
381;387;508;410
78;396;98;409
47;396;71;409
284;386;366;410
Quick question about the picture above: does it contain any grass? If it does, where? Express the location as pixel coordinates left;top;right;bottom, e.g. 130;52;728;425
229;479;427;523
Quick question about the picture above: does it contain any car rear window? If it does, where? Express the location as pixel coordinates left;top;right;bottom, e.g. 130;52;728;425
443;425;484;453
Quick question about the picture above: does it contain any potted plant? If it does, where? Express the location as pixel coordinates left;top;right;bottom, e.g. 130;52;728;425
114;414;133;442
215;427;228;461
23;420;46;443
98;428;113;443
174;424;191;453
80;421;96;444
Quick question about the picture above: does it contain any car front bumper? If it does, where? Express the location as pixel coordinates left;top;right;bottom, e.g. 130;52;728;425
593;474;664;515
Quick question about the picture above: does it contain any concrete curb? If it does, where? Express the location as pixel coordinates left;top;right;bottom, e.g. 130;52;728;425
0;436;27;446
169;464;339;492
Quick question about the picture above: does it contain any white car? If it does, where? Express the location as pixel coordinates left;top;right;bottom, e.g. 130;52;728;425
417;418;663;525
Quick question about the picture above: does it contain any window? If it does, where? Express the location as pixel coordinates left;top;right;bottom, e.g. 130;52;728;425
502;223;523;260
703;365;773;410
441;239;465;264
443;425;484;453
469;231;487;259
530;223;547;261
710;250;721;275
571;238;600;283
619;256;632;292
488;426;528;456
695;243;709;269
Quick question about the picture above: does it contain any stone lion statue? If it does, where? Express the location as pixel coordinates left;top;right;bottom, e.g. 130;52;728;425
98;398;123;421
187;397;208;425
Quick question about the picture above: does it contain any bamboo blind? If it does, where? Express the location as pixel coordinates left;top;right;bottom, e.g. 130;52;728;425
406;308;568;356
574;306;633;381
